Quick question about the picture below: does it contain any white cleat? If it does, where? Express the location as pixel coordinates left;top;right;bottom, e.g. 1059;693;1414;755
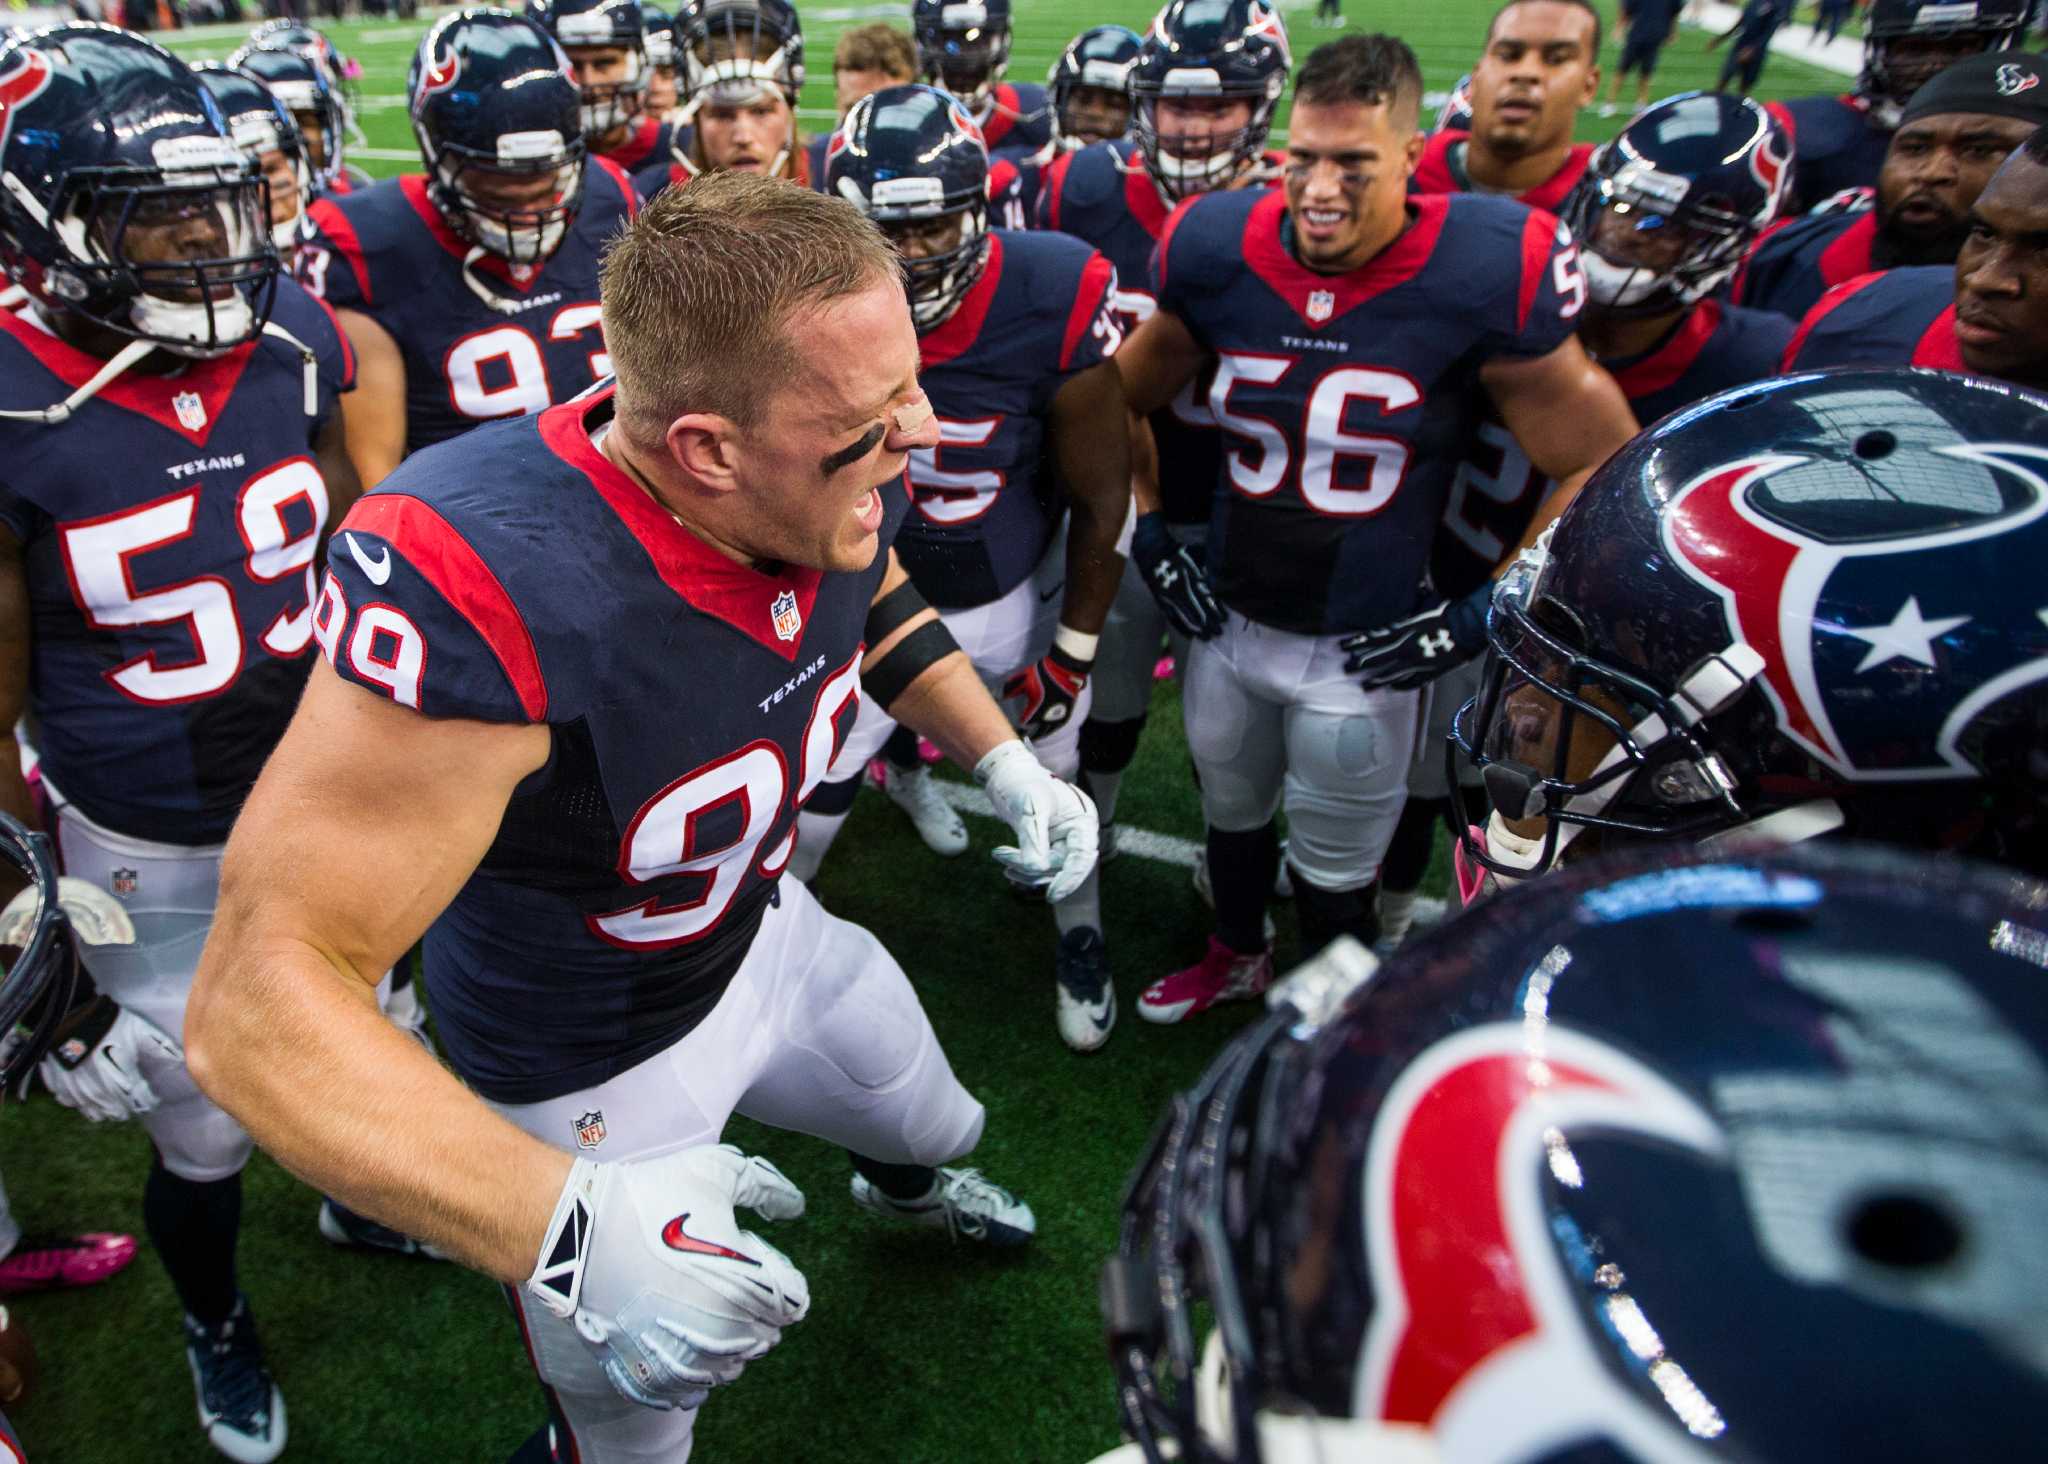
1055;926;1115;1052
875;763;970;856
850;1166;1036;1246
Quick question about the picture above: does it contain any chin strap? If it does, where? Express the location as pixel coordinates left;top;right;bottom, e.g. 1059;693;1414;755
260;316;321;418
460;245;533;317
0;336;157;426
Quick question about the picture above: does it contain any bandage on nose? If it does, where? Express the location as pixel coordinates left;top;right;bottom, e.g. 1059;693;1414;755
892;396;933;435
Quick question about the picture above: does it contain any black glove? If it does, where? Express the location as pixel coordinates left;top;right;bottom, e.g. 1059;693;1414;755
1130;512;1223;641
1004;645;1090;742
1342;584;1491;691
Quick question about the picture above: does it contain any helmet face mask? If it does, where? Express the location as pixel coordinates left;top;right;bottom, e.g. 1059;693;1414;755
880;201;988;329
438;140;585;266
678;0;804;116
534;0;650;144
1048;24;1141;150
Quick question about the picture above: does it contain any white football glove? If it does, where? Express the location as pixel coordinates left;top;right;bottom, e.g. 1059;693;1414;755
37;996;183;1122
974;739;1099;904
526;1143;810;1412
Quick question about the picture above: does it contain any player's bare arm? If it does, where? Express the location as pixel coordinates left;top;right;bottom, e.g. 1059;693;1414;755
185;665;566;1283
1047;360;1132;640
1482;334;1638;559
1114;308;1207;419
0;527;32;830
334;307;407;489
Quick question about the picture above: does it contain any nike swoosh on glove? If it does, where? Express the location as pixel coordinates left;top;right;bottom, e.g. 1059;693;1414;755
974;739;1098;903
38;995;184;1123
1341;583;1492;691
1002;645;1090;742
528;1143;810;1412
1129;511;1223;641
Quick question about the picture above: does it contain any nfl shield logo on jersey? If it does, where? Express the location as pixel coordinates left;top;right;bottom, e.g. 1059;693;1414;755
172;391;206;431
573;1109;607;1149
110;867;137;898
1306;289;1335;324
771;589;802;642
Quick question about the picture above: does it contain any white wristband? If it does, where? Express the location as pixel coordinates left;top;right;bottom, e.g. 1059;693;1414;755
527;1158;599;1319
1053;624;1099;663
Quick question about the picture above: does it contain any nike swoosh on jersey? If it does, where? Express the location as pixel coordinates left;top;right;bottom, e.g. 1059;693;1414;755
345;532;393;586
660;1213;759;1265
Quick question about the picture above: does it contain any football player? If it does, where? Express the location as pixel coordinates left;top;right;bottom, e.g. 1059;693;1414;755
1707;0;1789;96
804;86;1132;1052
231;42;360;197
644;0;809;193
1037;0;1289;877
806;21;917;185
1783;128;2048;388
193;63;315;267
1453;368;2048;890
1115;34;1636;1018
912;0;1051;154
0;26;359;1462
1414;0;1600;211
1098;842;2048;1462
187;173;1083;1464
642;2;679;115
528;0;673;171
1600;0;1681;118
1736;52;2048;321
298;11;637;488
987;24;1141;229
1768;0;2032;212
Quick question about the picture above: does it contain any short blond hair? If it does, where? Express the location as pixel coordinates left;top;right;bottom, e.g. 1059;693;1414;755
834;22;916;80
599;173;899;441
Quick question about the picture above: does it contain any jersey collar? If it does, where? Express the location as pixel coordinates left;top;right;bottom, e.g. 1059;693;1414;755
1913;303;1964;371
917;230;1006;368
1241;191;1448;329
603;114;666;172
0;304;255;447
400;174;552;293
540;387;824;660
1602;299;1722;402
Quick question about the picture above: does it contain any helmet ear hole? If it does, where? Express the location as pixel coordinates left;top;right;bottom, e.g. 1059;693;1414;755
1844;1192;1965;1273
1854;430;1898;461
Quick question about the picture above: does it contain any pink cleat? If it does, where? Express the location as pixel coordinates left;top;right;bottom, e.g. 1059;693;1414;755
0;1232;137;1295
917;737;944;766
1137;937;1274;1024
1152;655;1177;681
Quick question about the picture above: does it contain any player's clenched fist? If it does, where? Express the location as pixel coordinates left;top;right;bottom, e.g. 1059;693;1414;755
526;1143;810;1411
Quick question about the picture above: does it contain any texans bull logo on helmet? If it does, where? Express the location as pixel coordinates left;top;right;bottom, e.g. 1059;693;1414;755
0;49;52;156
1662;448;2048;783
414;27;462;113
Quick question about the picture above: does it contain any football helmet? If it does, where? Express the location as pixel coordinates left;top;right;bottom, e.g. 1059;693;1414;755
1128;0;1290;201
0;813;81;1100
1103;841;2048;1463
527;0;648;145
1434;70;1473;133
1560;92;1791;319
232;45;349;193
1862;0;2030;121
675;0;803;111
1047;25;1141;152
912;0;1013;114
643;2;676;70
408;10;586;271
192;63;313;253
825;84;989;331
1451;368;2048;885
0;26;278;358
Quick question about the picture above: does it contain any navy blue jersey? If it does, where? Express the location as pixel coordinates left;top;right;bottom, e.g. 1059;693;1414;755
804;131;830;193
1732;0;1790;44
1732;200;1880;319
989;142;1050;230
903;229;1119;609
1782;265;1960;371
1624;0;1683;41
599;112;673;173
316;386;908;1102
974;80;1050;154
298;163;637;456
0;284;351;844
1767;94;1889;213
1040;138;1279;526
1153;190;1584;634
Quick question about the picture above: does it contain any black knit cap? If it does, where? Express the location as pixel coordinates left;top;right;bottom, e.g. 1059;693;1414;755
1898;51;2048;128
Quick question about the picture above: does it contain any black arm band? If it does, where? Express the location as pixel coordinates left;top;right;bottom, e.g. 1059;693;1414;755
865;578;931;644
863;618;961;709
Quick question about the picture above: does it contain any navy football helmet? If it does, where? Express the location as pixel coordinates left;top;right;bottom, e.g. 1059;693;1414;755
526;0;648;145
1863;0;2030;119
825;84;988;331
675;0;803;111
0;813;83;1100
1047;25;1140;152
0;26;278;358
408;10;585;272
1561;93;1791;319
1451;369;2048;885
643;2;676;70
1434;70;1473;133
912;0;1013;114
1129;0;1290;201
1105;841;2048;1462
193;63;312;253
232;45;349;193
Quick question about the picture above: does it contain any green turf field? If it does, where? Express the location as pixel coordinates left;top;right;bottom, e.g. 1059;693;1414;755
3;4;1856;1461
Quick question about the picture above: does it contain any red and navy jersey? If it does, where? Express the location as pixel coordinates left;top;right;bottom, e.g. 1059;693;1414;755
633;143;813;203
1040;138;1280;526
0;284;352;844
316;385;907;1102
975;80;1050;154
1410;131;1595;212
1732;199;1879;320
804;131;830;193
1153;190;1584;635
904;229;1119;609
1600;299;1793;426
598;112;673;173
1766;94;1889;214
989;142;1049;230
1782;265;1959;372
297;165;637;456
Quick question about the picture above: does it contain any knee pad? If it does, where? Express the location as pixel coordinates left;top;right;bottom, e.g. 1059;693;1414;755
1283;708;1410;892
144;1087;254;1183
1080;715;1146;776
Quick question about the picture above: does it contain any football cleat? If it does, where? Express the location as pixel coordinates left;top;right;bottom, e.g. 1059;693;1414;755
184;1295;286;1464
872;762;969;857
850;1166;1036;1246
1054;926;1115;1052
316;1199;449;1261
1138;936;1274;1024
0;1232;136;1295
